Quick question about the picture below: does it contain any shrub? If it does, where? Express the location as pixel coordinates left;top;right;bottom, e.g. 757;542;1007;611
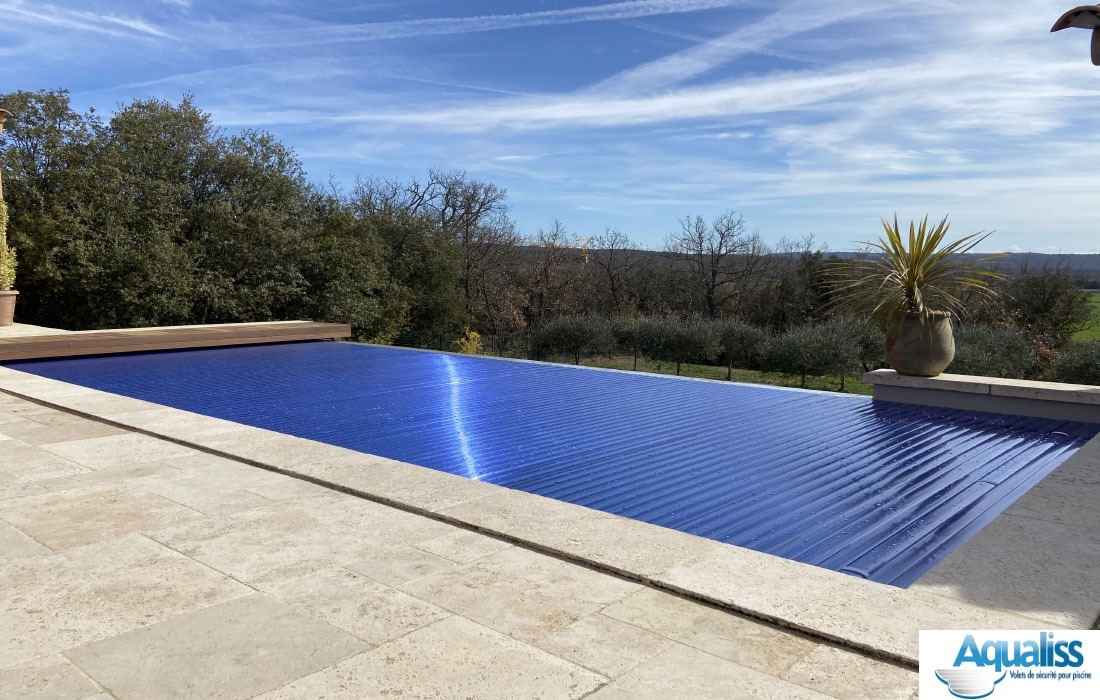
453;326;482;355
638;316;676;367
0;200;15;291
828;315;885;372
1004;267;1093;348
537;315;611;364
1050;341;1100;386
760;320;861;388
676;316;721;372
716;318;769;379
950;324;1036;378
610;315;645;370
638;316;718;375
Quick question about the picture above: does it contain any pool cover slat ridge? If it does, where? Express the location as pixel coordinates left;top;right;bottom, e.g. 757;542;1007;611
7;341;1097;589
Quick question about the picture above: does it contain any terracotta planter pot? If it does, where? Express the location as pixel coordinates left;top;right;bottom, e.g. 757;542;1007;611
885;311;954;377
0;289;17;327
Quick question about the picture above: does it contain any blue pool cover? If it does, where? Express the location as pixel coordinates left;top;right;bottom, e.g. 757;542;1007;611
8;341;1097;587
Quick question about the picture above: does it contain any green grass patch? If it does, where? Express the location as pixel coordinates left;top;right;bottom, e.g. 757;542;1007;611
542;354;874;395
1072;290;1100;344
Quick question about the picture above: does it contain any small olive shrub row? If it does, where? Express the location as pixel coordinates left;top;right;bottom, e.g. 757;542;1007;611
534;315;881;387
533;315;1100;387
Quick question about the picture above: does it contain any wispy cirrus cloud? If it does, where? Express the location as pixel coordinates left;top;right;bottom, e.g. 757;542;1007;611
590;0;895;95
343;66;884;131
242;0;750;47
0;0;172;39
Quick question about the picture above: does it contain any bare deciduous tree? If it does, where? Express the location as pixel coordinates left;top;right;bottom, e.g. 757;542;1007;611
665;211;765;319
589;227;640;314
522;219;588;328
351;169;518;325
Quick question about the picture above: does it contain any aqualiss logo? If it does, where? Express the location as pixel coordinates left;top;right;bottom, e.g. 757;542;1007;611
937;633;1083;698
920;631;1098;700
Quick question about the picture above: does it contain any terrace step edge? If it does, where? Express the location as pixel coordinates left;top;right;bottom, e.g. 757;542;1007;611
864;369;1100;423
0;321;352;361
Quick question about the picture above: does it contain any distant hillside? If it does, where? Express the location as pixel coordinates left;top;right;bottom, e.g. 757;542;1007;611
827;252;1100;282
524;242;1100;285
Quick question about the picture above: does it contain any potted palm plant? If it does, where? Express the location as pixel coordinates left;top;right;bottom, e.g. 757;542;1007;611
831;215;1004;377
0;108;16;326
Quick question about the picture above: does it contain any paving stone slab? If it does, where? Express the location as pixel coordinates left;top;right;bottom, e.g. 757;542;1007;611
401;545;640;643
1005;475;1100;531
535;612;673;679
0;440;91;481
602;586;817;677
0;479;49;504
103;407;245;441
147;494;452;589
414;527;514;563
157;453;335;501
41;393;165;417
41;433;195;470
298;453;505;511
66;593;367;700
0;519;51;561
195;428;355;469
1;486;202;550
344;546;459;587
781;645;917;700
585;643;831;700
0;533;250;665
0;653;106;700
0;419;127;446
35;462;180;495
0;412;47;433
439;487;717;577
253;615;606;700
656;542;1060;665
127;467;275;516
270;568;451;646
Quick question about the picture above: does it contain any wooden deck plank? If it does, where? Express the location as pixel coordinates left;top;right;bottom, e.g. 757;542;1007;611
5;324;346;350
0;322;351;361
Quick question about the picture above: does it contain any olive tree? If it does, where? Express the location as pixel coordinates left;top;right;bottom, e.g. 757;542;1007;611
950;325;1037;378
611;315;645;370
639;316;719;375
761;320;861;388
716;318;769;379
537;315;611;365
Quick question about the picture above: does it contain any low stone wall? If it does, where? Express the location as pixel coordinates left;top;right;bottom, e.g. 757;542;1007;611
863;370;1100;423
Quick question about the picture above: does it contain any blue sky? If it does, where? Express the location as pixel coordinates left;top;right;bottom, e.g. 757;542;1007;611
2;0;1099;252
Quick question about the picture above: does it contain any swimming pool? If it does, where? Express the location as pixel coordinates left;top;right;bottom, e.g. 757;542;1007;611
9;341;1096;587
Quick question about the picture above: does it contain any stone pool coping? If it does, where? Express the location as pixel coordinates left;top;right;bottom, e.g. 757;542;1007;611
1;364;1095;669
865;369;1100;422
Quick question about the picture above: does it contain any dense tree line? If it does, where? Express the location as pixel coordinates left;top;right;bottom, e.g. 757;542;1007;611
1;89;1096;386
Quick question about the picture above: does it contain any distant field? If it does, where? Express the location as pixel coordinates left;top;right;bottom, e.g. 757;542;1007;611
1074;290;1100;343
557;355;874;395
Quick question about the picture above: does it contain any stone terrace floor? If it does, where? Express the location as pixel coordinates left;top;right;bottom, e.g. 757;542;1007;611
0;391;918;699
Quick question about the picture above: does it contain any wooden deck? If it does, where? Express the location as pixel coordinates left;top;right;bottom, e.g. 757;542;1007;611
0;321;351;361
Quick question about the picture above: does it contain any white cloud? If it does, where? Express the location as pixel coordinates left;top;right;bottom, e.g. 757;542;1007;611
0;0;172;39
590;0;906;95
246;0;751;47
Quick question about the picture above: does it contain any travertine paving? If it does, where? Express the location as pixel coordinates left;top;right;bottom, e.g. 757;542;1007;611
0;392;919;699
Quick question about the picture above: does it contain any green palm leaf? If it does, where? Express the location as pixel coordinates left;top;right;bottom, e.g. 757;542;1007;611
828;215;1005;330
